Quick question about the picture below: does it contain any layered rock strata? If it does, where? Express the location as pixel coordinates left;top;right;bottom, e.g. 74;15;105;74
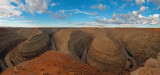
54;28;129;73
86;29;128;72
10;33;50;65
0;29;26;71
17;29;42;39
106;28;160;65
53;29;93;62
131;53;160;75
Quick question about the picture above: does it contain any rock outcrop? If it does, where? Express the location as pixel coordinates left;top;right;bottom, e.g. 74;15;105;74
10;33;50;65
83;28;128;72
106;28;160;65
53;29;93;62
1;28;160;74
0;29;26;71
53;28;129;73
1;51;102;75
0;29;26;55
131;53;160;75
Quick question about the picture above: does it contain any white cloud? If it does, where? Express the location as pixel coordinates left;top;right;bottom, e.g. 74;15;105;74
90;4;106;11
133;6;148;16
140;6;148;11
94;6;159;25
110;1;118;6
0;20;7;22
135;0;145;6
120;4;127;9
93;12;98;16
97;4;106;11
0;0;22;18
66;9;95;16
11;0;21;4
51;2;56;7
59;10;65;14
70;22;105;27
48;10;67;20
18;3;28;12
24;0;50;14
0;0;51;18
90;5;97;9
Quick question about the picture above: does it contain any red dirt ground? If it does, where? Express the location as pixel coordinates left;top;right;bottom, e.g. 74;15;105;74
1;51;102;75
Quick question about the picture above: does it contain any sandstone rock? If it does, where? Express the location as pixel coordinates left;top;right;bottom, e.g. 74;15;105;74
10;33;50;65
131;54;160;75
0;29;26;71
87;30;127;72
106;28;160;65
53;29;93;62
1;51;102;75
0;29;26;55
131;67;160;75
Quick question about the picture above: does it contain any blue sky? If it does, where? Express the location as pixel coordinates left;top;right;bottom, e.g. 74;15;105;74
0;0;160;27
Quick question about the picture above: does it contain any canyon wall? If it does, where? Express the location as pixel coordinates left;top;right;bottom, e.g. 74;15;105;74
10;33;50;65
0;29;26;71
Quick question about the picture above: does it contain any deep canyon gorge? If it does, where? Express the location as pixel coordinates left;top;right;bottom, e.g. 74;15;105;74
0;28;160;75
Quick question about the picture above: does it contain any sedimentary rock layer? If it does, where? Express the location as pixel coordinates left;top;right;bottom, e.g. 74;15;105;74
1;51;102;75
10;33;50;65
85;29;128;72
17;29;42;39
53;28;129;72
131;53;160;75
53;29;93;62
0;29;26;71
0;29;26;55
106;28;160;65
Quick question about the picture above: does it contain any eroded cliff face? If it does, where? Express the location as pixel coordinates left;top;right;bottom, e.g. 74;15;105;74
53;29;93;62
0;29;26;71
53;28;160;73
87;35;127;72
53;28;129;73
1;28;160;75
10;33;50;65
131;53;160;75
106;28;160;65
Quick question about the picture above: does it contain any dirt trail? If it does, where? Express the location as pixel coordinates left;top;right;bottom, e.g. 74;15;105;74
122;45;137;69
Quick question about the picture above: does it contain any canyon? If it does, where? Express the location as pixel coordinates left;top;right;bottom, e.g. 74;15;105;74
0;28;160;75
